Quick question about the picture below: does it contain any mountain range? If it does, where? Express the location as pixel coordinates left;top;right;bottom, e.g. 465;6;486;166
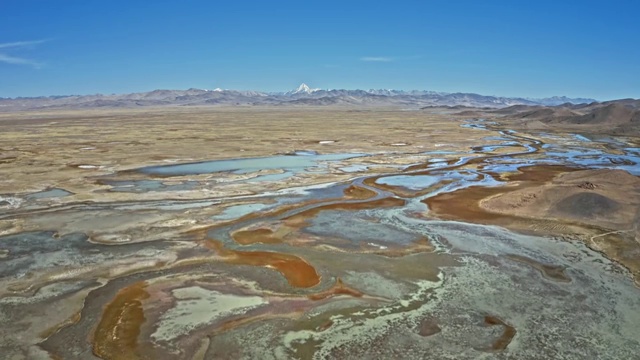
0;83;598;111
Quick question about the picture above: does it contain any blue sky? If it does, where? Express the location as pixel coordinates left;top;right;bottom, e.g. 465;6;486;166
1;0;639;99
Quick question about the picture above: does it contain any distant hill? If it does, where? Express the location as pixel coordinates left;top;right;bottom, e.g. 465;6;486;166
0;84;597;111
515;107;579;120
528;96;598;106
485;98;640;134
490;104;544;115
566;103;640;125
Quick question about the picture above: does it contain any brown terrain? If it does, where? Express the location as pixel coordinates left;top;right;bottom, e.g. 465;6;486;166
1;105;639;359
477;98;640;135
426;165;640;285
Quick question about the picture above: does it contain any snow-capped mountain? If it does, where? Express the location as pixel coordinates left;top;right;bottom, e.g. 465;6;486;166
528;96;598;106
286;83;321;95
0;84;599;111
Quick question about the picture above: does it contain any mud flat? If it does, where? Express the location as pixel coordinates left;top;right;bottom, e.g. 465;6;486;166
426;165;640;285
1;108;639;359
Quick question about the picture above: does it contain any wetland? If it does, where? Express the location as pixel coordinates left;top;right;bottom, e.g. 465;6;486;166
0;108;639;359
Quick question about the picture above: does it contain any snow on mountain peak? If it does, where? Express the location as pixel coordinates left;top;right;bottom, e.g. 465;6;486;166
291;83;320;94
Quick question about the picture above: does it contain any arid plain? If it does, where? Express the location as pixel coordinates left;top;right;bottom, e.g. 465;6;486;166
1;107;639;359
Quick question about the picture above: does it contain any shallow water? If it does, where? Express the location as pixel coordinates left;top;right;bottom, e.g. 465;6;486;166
2;119;640;359
339;164;369;173
138;152;367;176
25;188;73;200
211;203;272;221
305;209;421;246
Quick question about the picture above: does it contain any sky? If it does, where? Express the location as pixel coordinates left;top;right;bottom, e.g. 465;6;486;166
1;0;639;99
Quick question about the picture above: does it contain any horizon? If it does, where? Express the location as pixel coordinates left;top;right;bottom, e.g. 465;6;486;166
0;82;605;101
2;0;639;100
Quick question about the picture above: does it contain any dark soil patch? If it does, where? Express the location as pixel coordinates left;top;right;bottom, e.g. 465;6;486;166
553;192;620;218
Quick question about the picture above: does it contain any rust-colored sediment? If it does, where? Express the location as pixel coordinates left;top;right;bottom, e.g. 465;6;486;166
188;198;339;239
231;228;282;245
483;315;517;351
343;185;377;200
193;188;393;239
92;281;150;360
209;312;303;337
40;311;82;340
363;176;391;192
506;254;571;282
284;197;406;228
424;165;580;224
418;317;441;337
589;232;640;288
425;185;513;223
204;239;321;288
505;164;580;182
425;164;640;287
212;316;253;334
308;278;363;301
316;319;334;332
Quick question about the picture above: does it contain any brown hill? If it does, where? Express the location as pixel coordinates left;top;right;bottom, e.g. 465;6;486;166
494;100;640;134
516;107;578;120
490;104;541;115
552;192;621;218
601;98;640;109
562;103;640;125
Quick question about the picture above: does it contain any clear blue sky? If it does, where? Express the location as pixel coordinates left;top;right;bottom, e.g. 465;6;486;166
1;0;639;99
